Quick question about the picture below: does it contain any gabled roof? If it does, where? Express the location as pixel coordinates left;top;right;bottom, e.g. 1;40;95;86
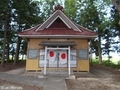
35;10;81;32
18;5;98;39
19;25;97;38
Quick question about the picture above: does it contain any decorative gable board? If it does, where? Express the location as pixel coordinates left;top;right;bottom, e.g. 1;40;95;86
36;10;81;32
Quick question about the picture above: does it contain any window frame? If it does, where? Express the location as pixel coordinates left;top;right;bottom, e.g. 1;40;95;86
27;49;39;59
78;49;88;60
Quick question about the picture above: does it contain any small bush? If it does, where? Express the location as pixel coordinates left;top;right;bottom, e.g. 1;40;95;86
117;60;120;65
90;59;120;68
102;60;114;66
91;59;99;65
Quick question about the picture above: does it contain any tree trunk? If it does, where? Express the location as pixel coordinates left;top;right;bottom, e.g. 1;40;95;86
98;35;102;65
112;0;120;25
11;44;14;61
112;0;120;11
22;54;24;61
1;15;7;66
118;11;120;26
11;54;14;61
23;40;28;61
89;41;93;65
14;37;21;65
6;41;9;63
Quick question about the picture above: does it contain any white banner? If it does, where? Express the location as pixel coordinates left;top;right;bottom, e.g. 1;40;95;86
59;50;67;65
47;50;57;63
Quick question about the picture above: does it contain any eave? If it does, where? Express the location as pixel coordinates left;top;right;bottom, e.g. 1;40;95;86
18;34;98;39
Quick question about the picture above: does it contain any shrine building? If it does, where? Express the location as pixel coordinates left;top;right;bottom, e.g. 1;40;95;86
18;5;97;75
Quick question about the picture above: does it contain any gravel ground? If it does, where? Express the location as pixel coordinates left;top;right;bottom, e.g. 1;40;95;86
0;62;25;72
0;62;120;90
66;65;120;90
0;62;43;90
0;79;43;90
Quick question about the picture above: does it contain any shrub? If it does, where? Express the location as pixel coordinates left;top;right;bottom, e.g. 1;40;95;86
91;59;99;65
102;60;115;67
91;59;120;69
117;60;120;65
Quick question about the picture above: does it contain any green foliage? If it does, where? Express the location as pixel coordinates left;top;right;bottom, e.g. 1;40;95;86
91;59;99;65
91;59;120;68
116;0;120;5
109;5;120;53
12;0;42;28
117;60;120;65
39;0;59;20
64;0;77;21
0;0;119;64
102;60;114;66
0;0;42;64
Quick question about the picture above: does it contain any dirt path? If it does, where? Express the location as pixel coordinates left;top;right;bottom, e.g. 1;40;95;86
66;65;120;90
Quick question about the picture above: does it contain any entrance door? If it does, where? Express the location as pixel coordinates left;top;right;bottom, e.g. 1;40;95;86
39;49;68;68
48;50;67;68
47;50;68;74
39;48;77;74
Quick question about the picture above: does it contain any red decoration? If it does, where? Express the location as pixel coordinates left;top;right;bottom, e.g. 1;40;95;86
54;4;63;11
61;53;66;59
49;51;54;57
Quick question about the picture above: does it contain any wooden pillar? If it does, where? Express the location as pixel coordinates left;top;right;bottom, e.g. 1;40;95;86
44;46;47;75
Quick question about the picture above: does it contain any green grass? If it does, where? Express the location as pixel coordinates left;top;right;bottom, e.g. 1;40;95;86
91;59;120;68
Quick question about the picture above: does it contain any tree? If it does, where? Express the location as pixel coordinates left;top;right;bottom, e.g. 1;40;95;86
112;0;120;25
110;5;120;54
64;0;77;21
39;0;59;21
102;24;115;61
12;0;42;65
77;0;104;64
1;0;118;66
0;0;12;66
